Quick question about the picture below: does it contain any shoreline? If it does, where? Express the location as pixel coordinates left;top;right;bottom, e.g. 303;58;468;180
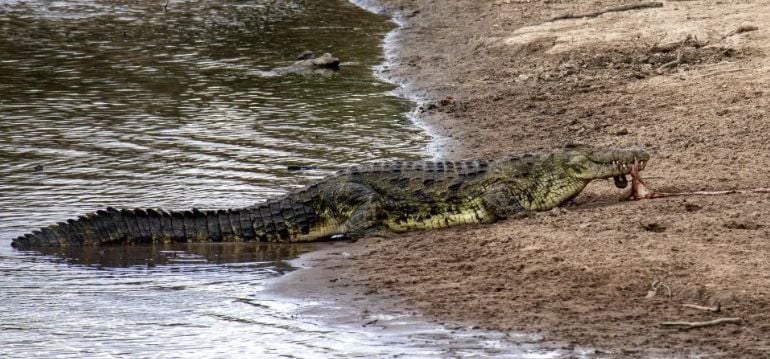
262;1;567;355
349;0;454;159
264;239;583;357
336;0;770;357
271;0;770;357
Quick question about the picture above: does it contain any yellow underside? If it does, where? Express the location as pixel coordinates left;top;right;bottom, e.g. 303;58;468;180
384;200;491;232
293;218;345;242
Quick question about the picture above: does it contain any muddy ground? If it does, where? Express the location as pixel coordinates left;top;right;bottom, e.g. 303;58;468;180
324;0;770;357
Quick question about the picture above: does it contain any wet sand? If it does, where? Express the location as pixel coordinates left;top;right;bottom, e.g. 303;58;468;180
266;240;588;357
333;0;770;357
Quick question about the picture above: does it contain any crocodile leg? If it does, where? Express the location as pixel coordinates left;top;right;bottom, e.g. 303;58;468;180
481;183;525;219
324;182;383;238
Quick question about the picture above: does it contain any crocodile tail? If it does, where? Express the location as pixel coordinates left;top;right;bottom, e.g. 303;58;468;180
11;199;321;248
10;207;249;248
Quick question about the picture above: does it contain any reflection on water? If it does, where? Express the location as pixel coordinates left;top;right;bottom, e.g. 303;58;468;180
25;241;311;268
1;243;319;358
0;0;427;232
3;242;567;358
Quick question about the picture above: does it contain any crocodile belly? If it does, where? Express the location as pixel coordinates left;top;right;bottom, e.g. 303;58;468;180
383;198;492;232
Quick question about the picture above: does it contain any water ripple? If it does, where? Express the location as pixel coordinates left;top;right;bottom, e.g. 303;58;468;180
0;1;563;358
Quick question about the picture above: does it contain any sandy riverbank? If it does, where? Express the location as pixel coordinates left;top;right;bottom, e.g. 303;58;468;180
266;240;587;356
338;0;770;357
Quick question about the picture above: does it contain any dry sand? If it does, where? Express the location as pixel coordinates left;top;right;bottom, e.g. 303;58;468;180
329;0;770;357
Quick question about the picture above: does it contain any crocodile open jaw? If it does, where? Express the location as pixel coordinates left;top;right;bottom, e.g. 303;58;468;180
612;157;646;189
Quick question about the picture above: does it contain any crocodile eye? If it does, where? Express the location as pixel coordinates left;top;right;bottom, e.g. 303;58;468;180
569;164;585;175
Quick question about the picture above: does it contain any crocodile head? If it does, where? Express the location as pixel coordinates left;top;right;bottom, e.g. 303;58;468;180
519;146;650;211
561;147;649;187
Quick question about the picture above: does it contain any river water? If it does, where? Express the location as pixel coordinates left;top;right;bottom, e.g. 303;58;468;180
0;0;570;357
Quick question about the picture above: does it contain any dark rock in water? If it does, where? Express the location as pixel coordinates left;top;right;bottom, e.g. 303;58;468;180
297;50;315;60
295;52;340;70
263;51;341;77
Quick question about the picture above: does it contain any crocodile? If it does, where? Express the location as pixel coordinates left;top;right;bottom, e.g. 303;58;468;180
11;146;649;248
